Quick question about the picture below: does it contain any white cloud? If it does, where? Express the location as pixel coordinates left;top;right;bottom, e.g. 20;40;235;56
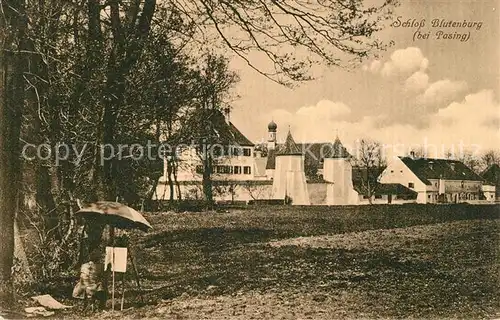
266;93;499;158
416;79;468;105
404;71;429;92
380;47;429;76
435;90;499;126
296;100;351;118
269;100;352;142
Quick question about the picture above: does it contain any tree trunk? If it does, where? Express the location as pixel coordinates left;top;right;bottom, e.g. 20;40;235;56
173;160;182;200
36;165;60;239
0;0;27;306
202;155;213;203
167;159;174;203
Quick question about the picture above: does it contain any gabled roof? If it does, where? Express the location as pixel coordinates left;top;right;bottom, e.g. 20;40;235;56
352;166;386;184
169;109;254;147
228;122;255;146
399;156;484;185
481;163;500;185
265;141;350;171
325;137;350;159
352;181;418;199
276;131;302;155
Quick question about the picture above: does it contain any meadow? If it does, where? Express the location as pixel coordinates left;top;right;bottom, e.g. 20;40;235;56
63;204;499;319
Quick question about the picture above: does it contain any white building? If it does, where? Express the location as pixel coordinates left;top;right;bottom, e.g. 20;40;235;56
379;155;496;204
271;130;310;205
155;113;491;205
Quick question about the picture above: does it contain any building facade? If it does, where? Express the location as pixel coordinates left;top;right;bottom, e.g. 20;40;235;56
155;113;491;205
379;156;496;204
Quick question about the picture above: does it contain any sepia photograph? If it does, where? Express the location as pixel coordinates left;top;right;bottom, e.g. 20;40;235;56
0;0;499;318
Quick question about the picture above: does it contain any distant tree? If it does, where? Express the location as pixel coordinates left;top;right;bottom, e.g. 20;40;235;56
408;147;428;159
0;0;399;303
479;149;500;173
242;181;268;201
169;54;240;203
445;149;482;174
353;139;386;204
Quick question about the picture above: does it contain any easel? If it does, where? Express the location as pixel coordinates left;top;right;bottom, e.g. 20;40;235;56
106;227;144;311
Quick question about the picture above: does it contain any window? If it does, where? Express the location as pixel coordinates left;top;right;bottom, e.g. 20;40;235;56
234;166;242;174
196;165;203;174
428;195;431;199
217;165;232;174
461;181;465;188
232;147;241;156
408;182;414;188
375;195;382;199
390;170;394;173
243;148;251;157
244;166;251;174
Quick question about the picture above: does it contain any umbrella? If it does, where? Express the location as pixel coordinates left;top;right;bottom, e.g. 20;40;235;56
76;201;152;232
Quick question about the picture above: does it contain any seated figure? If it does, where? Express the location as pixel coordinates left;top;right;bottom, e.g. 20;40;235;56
73;250;107;310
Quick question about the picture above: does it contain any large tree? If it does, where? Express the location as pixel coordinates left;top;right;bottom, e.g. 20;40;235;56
0;0;28;305
0;0;398;306
353;138;386;203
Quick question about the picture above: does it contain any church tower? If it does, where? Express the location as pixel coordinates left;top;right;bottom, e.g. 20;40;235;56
323;136;357;205
267;120;277;150
271;130;310;205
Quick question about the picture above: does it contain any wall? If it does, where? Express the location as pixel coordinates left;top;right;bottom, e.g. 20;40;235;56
162;145;257;182
356;194;417;205
379;157;428;203
481;184;496;202
154;181;273;202
427;178;483;203
272;155;310;205
323;158;357;205
307;183;327;205
155;181;330;205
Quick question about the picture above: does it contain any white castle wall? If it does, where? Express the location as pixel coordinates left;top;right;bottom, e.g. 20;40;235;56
323;158;358;205
271;155;310;205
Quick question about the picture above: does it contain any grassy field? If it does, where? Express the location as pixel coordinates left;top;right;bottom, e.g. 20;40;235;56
58;204;499;319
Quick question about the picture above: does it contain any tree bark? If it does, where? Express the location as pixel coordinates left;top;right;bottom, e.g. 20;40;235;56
173;159;182;200
167;159;175;203
202;155;213;203
0;0;27;306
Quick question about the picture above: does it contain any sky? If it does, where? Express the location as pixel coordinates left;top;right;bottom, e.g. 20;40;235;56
226;0;500;159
